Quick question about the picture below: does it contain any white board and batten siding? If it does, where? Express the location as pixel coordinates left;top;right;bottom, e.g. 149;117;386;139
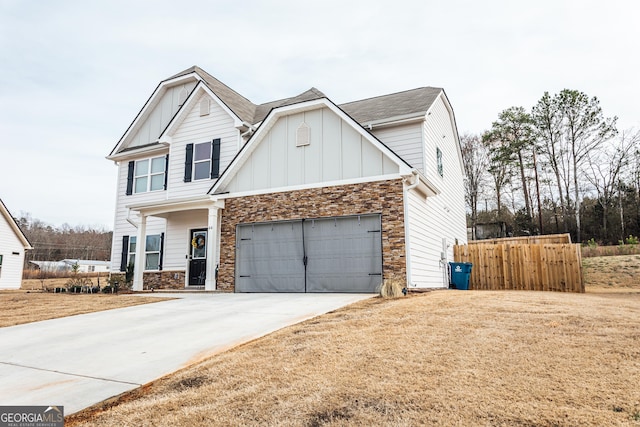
0;213;27;289
406;94;467;288
223;107;399;193
127;81;198;149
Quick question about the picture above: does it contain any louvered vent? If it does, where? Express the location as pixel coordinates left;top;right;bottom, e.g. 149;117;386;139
200;98;210;116
296;122;310;147
178;87;188;106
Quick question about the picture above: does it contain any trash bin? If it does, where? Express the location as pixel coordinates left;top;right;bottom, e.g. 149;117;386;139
449;262;472;290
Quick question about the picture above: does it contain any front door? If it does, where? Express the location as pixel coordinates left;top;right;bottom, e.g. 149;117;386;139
189;229;207;286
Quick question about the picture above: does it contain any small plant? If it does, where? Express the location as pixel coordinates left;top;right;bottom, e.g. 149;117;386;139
125;262;134;288
586;238;598;248
624;235;638;246
378;278;406;298
631;410;640;421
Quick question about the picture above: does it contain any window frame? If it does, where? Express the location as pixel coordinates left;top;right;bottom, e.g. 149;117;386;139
134;156;166;193
144;234;162;271
192;142;212;181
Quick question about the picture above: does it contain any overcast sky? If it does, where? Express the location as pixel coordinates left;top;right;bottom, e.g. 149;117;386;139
0;0;638;230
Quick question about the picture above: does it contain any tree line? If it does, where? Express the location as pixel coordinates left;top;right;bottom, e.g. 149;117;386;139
462;89;640;244
16;213;112;265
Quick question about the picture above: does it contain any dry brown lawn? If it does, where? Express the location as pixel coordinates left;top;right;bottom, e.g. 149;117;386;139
0;291;166;327
65;255;640;426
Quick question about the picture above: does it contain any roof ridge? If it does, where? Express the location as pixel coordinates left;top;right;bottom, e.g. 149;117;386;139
192;66;257;108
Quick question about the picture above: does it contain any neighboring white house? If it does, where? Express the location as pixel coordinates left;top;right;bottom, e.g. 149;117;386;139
0;199;32;289
29;260;110;273
107;66;467;292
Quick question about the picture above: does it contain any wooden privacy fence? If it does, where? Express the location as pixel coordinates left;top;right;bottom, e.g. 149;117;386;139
454;236;584;293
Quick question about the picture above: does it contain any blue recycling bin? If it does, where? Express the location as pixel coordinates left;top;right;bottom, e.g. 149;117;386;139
449;262;472;290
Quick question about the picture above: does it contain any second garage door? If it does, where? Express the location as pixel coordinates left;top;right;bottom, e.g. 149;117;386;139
236;214;382;293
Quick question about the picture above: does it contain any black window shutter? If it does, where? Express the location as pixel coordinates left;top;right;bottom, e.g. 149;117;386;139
184;143;194;182
126;161;135;195
120;235;129;272
159;232;165;271
211;138;221;179
163;154;169;190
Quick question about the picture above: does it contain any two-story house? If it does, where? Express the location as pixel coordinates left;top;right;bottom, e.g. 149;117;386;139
107;66;467;292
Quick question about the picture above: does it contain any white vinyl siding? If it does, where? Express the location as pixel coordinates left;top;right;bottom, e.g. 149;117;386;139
222;107;400;194
371;122;423;172
110;91;239;273
167;93;238;198
0;213;27;289
406;94;467;289
109;159;168;272
163;210;207;271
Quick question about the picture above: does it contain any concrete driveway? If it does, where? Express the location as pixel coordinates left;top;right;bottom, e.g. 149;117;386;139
0;293;372;414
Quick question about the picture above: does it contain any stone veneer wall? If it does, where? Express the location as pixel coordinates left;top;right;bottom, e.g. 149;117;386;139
217;179;406;292
110;271;185;290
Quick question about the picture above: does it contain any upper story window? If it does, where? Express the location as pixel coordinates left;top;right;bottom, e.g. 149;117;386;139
436;147;443;177
125;155;168;195
194;142;213;180
184;139;221;182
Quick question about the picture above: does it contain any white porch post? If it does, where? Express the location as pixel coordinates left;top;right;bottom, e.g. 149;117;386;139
204;199;224;291
133;214;146;291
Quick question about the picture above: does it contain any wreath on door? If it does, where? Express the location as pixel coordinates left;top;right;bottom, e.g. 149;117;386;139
191;235;206;249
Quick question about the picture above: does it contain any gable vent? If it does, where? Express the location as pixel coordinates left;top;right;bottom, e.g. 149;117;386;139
200;98;210;116
296;122;310;147
178;87;188;106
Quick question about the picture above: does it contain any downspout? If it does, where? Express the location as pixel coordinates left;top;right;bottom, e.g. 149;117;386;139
402;170;420;289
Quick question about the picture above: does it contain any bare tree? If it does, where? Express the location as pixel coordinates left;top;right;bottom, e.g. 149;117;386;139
585;130;639;241
460;133;488;239
557;90;617;242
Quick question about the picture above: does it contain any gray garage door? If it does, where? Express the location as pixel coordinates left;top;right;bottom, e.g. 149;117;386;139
235;214;382;293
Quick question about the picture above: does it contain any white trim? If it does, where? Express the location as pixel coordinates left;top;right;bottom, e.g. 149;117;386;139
402;171;420;288
362;112;427;130
106;143;169;162
213;174;406;200
0;199;32;250
210;98;413;195
160;82;243;140
110;73;201;156
127;196;224;217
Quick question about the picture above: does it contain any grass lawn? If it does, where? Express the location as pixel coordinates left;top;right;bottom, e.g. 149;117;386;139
0;291;167;327
64;255;640;426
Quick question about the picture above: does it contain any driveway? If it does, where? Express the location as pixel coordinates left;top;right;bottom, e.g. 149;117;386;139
0;293;372;414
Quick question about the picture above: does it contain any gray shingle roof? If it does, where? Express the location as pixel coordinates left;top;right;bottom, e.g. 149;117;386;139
166;67;442;126
339;87;442;124
169;66;257;124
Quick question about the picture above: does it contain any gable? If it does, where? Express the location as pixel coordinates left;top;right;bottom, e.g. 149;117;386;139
124;80;198;151
0;199;31;250
215;105;402;195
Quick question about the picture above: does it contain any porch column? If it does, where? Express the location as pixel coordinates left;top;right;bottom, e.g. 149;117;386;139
204;207;219;291
133;214;146;291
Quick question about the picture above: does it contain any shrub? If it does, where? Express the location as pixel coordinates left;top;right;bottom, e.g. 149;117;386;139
378;278;406;298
